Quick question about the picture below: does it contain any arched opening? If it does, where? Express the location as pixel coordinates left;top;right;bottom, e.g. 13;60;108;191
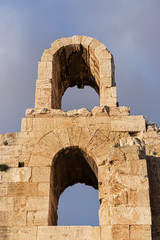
52;44;100;109
58;183;99;226
62;86;99;111
48;146;98;226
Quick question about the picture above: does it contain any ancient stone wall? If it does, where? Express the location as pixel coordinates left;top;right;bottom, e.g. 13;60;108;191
0;36;159;239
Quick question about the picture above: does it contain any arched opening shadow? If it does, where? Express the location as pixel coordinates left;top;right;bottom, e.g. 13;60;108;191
48;146;98;226
62;86;99;111
58;183;99;226
146;155;160;239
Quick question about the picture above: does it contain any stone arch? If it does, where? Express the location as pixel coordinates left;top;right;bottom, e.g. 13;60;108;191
48;146;98;225
28;127;110;167
35;36;117;109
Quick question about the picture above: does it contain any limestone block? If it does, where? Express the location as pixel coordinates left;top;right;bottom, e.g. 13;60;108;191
95;155;107;166
112;225;129;240
26;197;49;211
38;62;52;79
0;132;20;146
86;129;109;151
14;196;26;211
78;127;95;149
88;141;110;159
100;226;112;240
31;167;50;182
0;183;7;196
128;189;150;207
29;131;63;167
116;174;149;191
110;206;151;225
92;106;109;116
36;79;51;88
81;36;93;49
38;182;50;197
72;35;83;45
0;155;17;167
89;39;101;52
54;128;70;148
0;226;37;240
60;37;72;47
32;118;56;132
99;203;110;225
100;61;112;77
41;52;53;62
29;155;52;168
94;43;106;56
0;197;14;211
108;146;126;162
100;77;112;88
0;167;31;183
0;145;22;156
110;87;117;98
7;182;38;196
106;159;147;176
130;225;151;240
101;225;130;240
27;211;48;226
109;106;130;116
67;127;82;146
66;108;91;117
21;118;33;132
37;226;100;240
51;39;64;52
111;116;146;132
122;145;145;161
0;211;26;226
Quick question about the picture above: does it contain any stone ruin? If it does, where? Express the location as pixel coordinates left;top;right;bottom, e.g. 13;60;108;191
0;36;160;240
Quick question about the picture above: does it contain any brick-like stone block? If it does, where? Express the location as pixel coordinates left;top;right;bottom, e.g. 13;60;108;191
7;183;38;196
37;226;100;240
110;207;151;225
130;225;151;240
26;197;49;211
31;167;50;182
27;211;48;226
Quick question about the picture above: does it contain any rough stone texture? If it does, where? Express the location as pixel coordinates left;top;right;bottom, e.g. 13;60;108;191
0;36;159;239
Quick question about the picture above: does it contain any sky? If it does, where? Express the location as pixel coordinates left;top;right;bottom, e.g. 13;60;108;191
0;0;160;225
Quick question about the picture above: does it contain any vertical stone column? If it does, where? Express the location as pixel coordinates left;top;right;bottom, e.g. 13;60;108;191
99;138;152;240
35;60;53;109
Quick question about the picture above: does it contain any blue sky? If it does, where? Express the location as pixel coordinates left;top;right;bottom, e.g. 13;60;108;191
0;0;160;225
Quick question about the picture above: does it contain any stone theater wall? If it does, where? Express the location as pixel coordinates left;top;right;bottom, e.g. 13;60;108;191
0;36;160;240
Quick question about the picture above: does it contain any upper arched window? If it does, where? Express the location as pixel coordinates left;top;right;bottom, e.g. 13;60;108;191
35;36;117;109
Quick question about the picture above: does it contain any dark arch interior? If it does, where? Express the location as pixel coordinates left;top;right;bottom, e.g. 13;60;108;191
52;44;100;109
48;147;98;226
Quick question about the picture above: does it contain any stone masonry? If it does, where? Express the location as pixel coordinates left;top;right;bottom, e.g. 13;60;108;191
0;36;160;239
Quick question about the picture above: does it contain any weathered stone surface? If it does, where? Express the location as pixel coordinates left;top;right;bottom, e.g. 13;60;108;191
130;225;151;240
0;226;37;240
110;207;151;225
37;226;100;240
27;211;48;226
0;211;26;226
31;167;50;182
38;182;50;197
7;183;38;196
0;167;31;183
0;36;155;239
26;197;49;211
